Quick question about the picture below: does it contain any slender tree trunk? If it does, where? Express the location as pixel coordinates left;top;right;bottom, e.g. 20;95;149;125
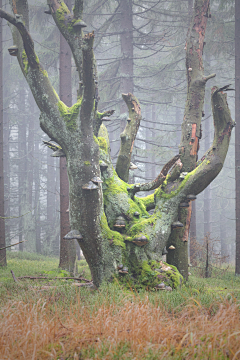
0;0;6;265
58;3;76;272
3;112;10;248
190;200;196;264
22;93;35;251
151;105;156;181
18;86;27;251
235;0;240;275
47;146;55;251
220;206;228;260
119;0;133;127
204;89;211;237
34;128;41;253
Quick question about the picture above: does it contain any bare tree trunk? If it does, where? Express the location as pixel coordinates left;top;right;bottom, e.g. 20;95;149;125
119;0;133;121
22;93;35;251
58;4;76;271
0;0;6;265
235;0;240;275
220;206;228;260
3;112;10;248
34;129;41;253
204;88;211;237
18;86;27;252
190;200;196;264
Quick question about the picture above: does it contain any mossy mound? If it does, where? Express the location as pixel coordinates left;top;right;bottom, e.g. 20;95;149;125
116;259;183;292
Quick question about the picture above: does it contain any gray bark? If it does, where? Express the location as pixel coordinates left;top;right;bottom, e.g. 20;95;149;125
236;0;240;275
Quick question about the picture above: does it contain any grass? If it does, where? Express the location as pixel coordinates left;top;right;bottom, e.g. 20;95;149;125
0;252;240;359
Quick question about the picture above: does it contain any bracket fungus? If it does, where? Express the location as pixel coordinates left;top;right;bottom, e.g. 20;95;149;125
8;45;18;56
132;235;148;246
82;181;99;190
156;282;165;290
101;117;111;122
186;194;197;201
63;230;83;241
134;211;140;219
179;202;189;208
99;161;108;171
129;162;138;170
172;221;184;229
168;245;176;250
91;176;103;184
114;216;126;229
179;172;188;179
72;20;87;29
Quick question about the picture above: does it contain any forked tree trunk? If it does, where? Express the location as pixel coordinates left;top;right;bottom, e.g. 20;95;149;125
1;0;234;287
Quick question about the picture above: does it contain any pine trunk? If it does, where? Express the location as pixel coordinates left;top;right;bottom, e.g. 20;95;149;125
0;0;6;265
58;9;76;272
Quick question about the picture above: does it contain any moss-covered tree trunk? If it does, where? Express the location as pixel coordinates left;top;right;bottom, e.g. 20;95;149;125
0;0;234;288
167;0;216;278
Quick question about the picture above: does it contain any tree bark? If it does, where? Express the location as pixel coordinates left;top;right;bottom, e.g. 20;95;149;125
168;0;212;278
18;85;27;252
58;4;76;272
0;0;6;266
34;130;41;253
235;0;240;275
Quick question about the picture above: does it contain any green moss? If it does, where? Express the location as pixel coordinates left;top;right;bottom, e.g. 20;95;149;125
93;135;99;145
53;88;60;101
133;197;150;217
118;259;183;291
140;193;155;209
56;2;70;26
128;214;157;237
96;111;105;120
155;172;191;200
100;213;125;248
58;97;82;131
22;50;29;74
35;55;40;64
84;161;91;166
97;136;108;152
103;172;129;199
155;161;207;201
40;69;48;77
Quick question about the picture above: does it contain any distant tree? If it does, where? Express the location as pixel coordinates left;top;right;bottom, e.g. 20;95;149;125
0;0;6;266
0;0;234;286
235;0;240;275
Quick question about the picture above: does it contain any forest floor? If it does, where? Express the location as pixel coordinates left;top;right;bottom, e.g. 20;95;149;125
1;252;240;360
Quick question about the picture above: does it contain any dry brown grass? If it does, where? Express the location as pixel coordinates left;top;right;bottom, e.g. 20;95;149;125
1;292;240;360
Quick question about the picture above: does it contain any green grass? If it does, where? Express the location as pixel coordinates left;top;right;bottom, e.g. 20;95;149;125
1;253;240;359
1;252;240;310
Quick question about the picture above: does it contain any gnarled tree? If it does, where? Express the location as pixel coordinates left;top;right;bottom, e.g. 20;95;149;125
1;0;234;287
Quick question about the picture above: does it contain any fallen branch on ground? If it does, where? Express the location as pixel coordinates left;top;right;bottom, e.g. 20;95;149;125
17;276;91;282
